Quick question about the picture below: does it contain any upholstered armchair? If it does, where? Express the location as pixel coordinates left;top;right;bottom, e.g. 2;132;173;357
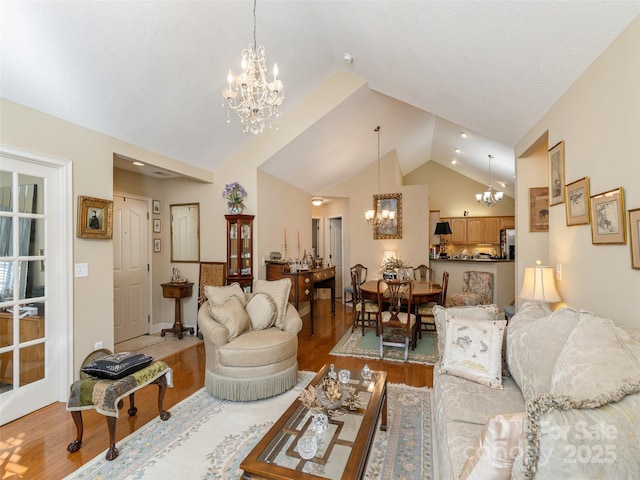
197;279;302;401
446;271;494;307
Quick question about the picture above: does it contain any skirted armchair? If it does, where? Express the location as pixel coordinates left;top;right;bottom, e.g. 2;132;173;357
197;279;302;401
446;271;494;307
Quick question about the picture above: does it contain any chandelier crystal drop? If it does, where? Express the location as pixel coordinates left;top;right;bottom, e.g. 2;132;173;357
221;0;284;135
365;126;395;228
475;154;504;207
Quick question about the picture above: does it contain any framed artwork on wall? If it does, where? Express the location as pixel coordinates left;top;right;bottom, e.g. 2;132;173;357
77;196;113;239
549;141;565;206
590;187;626;244
529;187;549;232
153;218;161;233
629;208;640;269
153;200;161;214
154;238;161;252
565;176;590;226
373;193;403;240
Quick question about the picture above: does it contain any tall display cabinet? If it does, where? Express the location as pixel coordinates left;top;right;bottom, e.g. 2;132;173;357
225;214;254;292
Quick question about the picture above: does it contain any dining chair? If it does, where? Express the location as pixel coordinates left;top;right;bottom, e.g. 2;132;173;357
416;271;449;338
344;263;367;304
376;279;417;361
351;269;378;335
414;264;433;282
446;271;493;307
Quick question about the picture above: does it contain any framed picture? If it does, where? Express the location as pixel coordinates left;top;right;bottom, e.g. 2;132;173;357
629;208;640;269
153;200;161;214
154;238;161;252
153;218;161;233
373;193;403;240
549;140;565;206
529;187;549;232
77;196;113;239
565;177;590;226
590;187;626;244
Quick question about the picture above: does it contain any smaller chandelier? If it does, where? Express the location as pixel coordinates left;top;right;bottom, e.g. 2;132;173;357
221;0;284;135
476;154;504;207
365;126;396;228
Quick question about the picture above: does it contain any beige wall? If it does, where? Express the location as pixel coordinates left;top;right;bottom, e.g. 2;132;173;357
404;160;515;217
515;17;640;328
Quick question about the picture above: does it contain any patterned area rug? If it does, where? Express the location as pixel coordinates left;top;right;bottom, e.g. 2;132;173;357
64;372;433;480
330;328;439;365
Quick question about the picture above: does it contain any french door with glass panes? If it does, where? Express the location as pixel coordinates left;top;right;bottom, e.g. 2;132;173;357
0;146;70;425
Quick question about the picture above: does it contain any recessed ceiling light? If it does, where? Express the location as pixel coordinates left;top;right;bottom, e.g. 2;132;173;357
460;131;469;138
451;159;458;165
132;161;145;166
454;148;461;154
343;53;354;64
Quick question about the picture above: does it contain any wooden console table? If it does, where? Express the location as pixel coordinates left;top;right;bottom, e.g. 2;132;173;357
265;262;335;335
160;282;194;339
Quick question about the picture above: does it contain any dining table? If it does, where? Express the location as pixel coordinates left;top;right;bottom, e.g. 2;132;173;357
359;279;442;304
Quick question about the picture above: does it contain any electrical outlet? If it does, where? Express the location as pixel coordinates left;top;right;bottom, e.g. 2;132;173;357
94;340;103;350
556;263;562;281
75;263;89;278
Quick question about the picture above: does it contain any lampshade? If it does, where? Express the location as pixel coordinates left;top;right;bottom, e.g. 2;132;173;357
434;222;452;235
518;261;562;303
383;250;397;262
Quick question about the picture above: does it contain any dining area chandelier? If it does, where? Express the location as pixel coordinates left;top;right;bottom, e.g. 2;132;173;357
476;154;504;207
221;0;284;135
365;126;395;227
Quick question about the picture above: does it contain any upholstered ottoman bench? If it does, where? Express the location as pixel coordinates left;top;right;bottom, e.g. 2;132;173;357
66;349;173;460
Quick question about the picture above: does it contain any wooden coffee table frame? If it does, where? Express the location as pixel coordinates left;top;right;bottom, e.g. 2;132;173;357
240;364;387;480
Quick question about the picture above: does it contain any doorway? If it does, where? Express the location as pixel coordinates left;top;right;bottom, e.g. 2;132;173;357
113;194;151;343
0;146;71;425
327;217;344;299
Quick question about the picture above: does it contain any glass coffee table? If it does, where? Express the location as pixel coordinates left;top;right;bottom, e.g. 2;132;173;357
240;363;387;479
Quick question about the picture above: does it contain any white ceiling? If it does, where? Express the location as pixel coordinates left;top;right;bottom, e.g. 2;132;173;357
2;1;639;198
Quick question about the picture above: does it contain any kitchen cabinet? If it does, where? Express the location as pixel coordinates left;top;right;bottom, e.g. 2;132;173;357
468;217;500;244
449;218;468;244
225;214;254;292
500;216;515;229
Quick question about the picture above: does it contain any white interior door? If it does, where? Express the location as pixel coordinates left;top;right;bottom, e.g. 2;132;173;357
328;217;343;298
113;194;150;343
0;147;70;425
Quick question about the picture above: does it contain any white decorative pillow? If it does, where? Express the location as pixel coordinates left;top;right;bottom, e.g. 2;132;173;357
253;278;291;328
205;282;247;307
440;318;506;388
208;295;250;341
432;304;499;360
245;292;277;330
460;412;525;480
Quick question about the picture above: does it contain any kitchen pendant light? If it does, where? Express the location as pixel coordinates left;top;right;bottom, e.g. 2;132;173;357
476;154;504;207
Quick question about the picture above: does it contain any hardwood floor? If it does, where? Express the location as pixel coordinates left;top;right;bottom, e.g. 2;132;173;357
0;299;433;479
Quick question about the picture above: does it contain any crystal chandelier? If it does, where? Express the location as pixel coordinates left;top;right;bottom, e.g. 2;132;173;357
221;0;284;135
365;126;395;227
475;154;504;207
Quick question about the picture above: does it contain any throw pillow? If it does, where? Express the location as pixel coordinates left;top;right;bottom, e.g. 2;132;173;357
460;412;525;480
432;304;499;361
208;295;251;341
440;318;506;389
204;282;247;307
81;352;154;380
245;292;278;330
253;278;292;328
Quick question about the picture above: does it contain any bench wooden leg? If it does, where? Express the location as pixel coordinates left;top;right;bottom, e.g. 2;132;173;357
66;410;84;453
105;415;119;460
154;374;171;421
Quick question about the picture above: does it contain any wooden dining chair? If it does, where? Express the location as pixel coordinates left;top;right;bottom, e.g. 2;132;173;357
344;263;367;304
351;269;378;335
416;271;449;338
414;264;433;282
376;279;417;361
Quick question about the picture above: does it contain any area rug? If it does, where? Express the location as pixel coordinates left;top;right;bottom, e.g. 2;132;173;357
64;371;433;480
330;328;439;365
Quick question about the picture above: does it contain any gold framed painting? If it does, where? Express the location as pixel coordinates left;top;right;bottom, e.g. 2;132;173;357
77;196;113;239
549;140;565;206
373;193;402;240
628;208;640;269
565;177;590;226
529;187;549;232
590;187;626;244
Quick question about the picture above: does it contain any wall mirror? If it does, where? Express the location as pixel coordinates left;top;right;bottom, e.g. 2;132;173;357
170;203;200;262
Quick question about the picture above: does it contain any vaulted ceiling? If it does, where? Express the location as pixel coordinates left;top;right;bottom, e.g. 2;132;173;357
2;1;638;198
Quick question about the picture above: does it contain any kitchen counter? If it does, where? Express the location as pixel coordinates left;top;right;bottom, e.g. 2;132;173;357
431;257;514;263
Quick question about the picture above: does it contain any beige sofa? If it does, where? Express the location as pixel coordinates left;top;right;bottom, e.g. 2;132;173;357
197;279;303;401
432;301;640;479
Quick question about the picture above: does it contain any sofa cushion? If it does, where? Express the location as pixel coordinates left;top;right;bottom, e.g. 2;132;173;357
208;295;251;341
218;328;298;367
460;412;525;480
205;282;247;307
245;292;277;330
550;311;640;399
432;304;499;360
506;303;576;403
253;278;292;328
440;318;506;389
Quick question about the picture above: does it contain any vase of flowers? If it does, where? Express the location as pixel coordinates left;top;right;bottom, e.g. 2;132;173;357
222;182;246;214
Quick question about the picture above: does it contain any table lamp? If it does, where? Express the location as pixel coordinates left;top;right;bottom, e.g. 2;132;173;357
434;222;452;255
518;260;562;304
